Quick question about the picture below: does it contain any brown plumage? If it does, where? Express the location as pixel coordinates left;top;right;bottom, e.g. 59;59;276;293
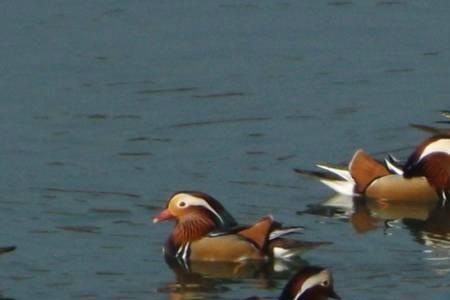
412;153;449;188
295;134;450;202
172;211;217;246
238;216;273;250
278;266;340;300
154;191;313;262
349;149;390;193
404;135;450;167
402;134;450;201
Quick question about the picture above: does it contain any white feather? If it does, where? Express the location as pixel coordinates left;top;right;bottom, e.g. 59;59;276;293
269;227;303;240
317;164;354;182
294;270;331;300
173;193;225;225
419;138;450;161
384;154;404;175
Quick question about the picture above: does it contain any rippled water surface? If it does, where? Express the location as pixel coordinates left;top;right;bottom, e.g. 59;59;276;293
1;1;450;299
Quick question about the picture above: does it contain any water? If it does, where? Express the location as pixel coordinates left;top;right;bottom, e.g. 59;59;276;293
1;1;449;299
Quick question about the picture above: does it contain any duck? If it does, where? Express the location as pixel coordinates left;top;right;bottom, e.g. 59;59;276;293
294;134;450;203
153;191;319;264
278;266;340;300
246;266;340;300
0;246;16;255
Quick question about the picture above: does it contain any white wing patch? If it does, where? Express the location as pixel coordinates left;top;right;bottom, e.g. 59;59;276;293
269;227;303;240
419;138;450;161
314;164;357;195
293;270;331;300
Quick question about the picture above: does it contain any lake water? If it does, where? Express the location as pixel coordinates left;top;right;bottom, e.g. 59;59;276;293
1;1;449;299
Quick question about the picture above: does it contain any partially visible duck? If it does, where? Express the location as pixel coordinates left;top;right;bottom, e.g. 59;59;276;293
295;134;450;203
279;266;340;300
0;246;16;255
153;191;316;264
403;134;450;200
246;266;340;300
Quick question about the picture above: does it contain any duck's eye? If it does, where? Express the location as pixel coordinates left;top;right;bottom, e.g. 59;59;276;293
178;201;187;208
321;280;329;287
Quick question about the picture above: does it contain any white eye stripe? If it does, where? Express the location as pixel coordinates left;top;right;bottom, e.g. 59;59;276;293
173;194;225;225
190;198;224;224
293;270;331;300
418;139;450;161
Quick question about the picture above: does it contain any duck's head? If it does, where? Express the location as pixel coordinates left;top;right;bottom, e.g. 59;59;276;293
279;266;340;300
403;135;450;192
153;191;238;229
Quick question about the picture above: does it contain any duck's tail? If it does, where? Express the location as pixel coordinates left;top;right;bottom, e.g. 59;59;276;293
269;239;331;260
294;164;356;196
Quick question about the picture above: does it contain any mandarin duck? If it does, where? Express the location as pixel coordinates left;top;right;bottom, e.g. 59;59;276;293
295;134;450;203
246;266;340;300
153;191;318;264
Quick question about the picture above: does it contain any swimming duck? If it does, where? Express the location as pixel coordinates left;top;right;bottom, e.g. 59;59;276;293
246;266;340;300
153;191;312;264
295;134;450;203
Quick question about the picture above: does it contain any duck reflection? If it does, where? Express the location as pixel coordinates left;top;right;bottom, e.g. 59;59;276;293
159;255;308;300
403;203;450;248
300;194;450;241
301;194;450;275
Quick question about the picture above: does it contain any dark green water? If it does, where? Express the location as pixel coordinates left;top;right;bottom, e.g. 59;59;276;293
1;1;449;299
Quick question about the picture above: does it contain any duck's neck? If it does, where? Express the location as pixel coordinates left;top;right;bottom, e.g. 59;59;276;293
171;215;217;246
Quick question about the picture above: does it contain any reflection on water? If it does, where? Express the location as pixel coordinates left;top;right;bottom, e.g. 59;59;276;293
301;194;450;275
2;0;450;299
405;205;450;248
159;256;306;300
403;205;450;275
300;194;446;235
